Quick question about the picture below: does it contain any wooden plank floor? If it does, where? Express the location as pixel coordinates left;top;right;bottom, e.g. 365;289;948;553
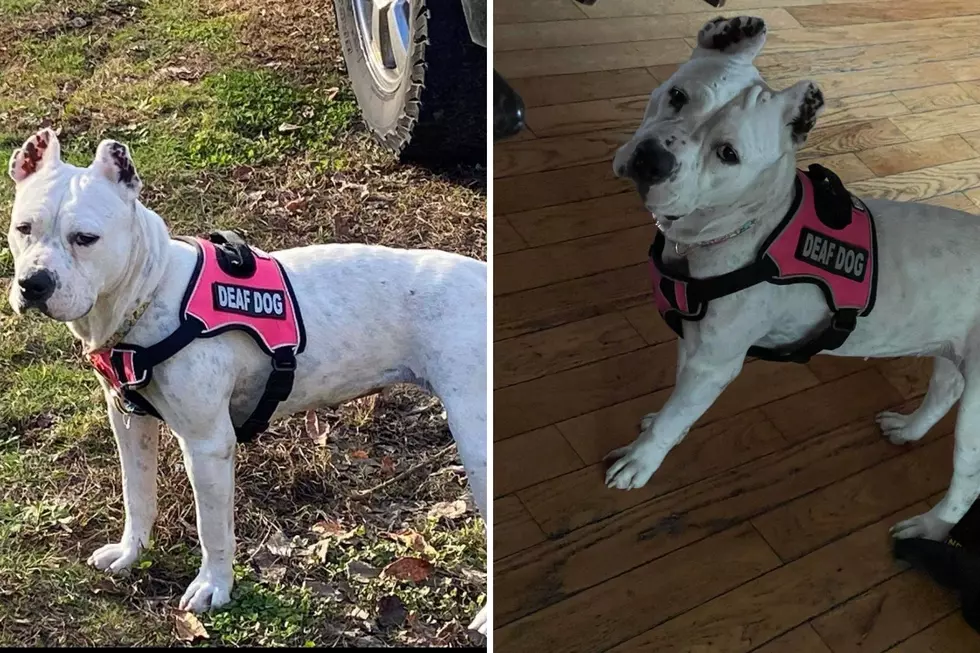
492;0;980;651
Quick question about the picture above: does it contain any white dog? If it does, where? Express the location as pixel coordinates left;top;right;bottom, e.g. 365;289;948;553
609;15;980;544
5;128;488;633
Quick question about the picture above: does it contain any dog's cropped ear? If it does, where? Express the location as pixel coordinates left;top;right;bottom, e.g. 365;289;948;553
8;128;62;185
91;140;142;201
695;16;767;60
782;80;825;147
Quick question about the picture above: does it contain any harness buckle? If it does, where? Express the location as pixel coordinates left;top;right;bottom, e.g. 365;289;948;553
831;309;858;333
271;349;297;372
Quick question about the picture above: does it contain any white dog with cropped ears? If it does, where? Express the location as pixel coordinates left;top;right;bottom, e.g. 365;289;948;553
609;15;980;544
5;128;488;633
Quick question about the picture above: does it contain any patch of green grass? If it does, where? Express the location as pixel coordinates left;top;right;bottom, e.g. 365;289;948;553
189;69;358;168
0;0;43;14
23;34;91;77
113;0;241;61
1;362;97;424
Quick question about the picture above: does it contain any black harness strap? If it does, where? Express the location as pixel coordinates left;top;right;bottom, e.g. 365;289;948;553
651;230;859;364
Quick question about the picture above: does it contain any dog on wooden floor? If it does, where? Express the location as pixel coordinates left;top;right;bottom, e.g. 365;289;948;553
608;15;978;545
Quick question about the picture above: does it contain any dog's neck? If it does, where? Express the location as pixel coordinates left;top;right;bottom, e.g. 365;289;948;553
67;202;172;352
666;156;799;267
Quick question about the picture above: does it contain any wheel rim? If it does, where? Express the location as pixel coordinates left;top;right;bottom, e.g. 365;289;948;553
352;0;412;93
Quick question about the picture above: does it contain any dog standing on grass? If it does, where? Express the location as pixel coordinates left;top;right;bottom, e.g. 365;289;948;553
608;15;980;545
5;128;488;633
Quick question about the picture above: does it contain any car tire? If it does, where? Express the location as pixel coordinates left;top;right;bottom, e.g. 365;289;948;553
334;0;487;164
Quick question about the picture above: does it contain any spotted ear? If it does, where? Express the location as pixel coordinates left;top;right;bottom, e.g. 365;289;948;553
8;128;62;184
91;139;142;200
695;16;767;60
783;80;825;147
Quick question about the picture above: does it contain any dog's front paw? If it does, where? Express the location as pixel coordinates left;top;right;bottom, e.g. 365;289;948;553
604;444;660;490
890;511;954;541
179;567;233;613
87;541;143;573
468;605;488;635
876;410;926;445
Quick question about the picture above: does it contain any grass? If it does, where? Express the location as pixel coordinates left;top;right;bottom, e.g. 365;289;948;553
0;0;486;647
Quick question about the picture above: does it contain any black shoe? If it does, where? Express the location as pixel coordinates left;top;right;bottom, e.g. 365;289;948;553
493;70;525;141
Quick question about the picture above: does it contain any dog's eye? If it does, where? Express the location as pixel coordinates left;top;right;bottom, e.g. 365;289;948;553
15;224;30;235
72;233;100;246
668;87;688;111
716;144;740;165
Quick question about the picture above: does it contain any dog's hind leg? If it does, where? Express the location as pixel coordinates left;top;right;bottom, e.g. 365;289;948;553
87;395;160;573
442;390;487;634
877;356;963;445
893;350;980;542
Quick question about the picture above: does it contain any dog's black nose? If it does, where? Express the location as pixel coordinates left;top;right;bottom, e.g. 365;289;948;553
18;269;55;303
628;139;677;184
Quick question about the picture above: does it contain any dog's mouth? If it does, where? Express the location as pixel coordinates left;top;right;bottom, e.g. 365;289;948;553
652;213;682;233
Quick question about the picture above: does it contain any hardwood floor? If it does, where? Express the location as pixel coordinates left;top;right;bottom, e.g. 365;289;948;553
492;0;980;650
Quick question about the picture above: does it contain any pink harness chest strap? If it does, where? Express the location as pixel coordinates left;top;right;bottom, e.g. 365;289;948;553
648;165;878;363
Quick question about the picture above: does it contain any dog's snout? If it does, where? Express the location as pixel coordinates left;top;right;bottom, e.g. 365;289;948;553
18;269;55;303
628;139;677;184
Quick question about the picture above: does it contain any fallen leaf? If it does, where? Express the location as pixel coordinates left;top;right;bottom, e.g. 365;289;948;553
305;410;329;445
266;530;293;557
311;519;346;537
68;16;89;28
278;122;302;132
377;595;407;627
351;450;369;460
380;455;396;477
286;198;307;214
427;500;467;521
174;611;209;642
347;560;380;581
382;557;433;582
384;529;436;557
305;580;345;601
325;87;340;101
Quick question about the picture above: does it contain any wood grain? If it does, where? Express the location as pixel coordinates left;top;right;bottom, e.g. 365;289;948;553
504;192;651;247
888;614;980;653
856;135;978;177
494;312;647;388
523;409;787;536
494;495;545;560
494;160;631;214
811;571;958;653
752;436;953;561
496;9;801;52
752;625;832;653
847;157;980;202
494;263;651;340
494;524;781;653
509;68;657;108
801;119;908;158
494;216;526;255
494;128;631;178
494;343;677;440
497;422;916;625
494;427;584;497
789;0;980;28
496;39;692;79
606;505;927;653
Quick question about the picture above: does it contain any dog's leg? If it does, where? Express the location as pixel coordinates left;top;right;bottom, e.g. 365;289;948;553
877;356;963;445
893;356;980;542
444;394;488;634
172;415;237;613
88;397;159;573
606;340;744;490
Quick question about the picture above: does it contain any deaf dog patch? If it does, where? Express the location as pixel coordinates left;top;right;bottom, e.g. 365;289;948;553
212;283;287;320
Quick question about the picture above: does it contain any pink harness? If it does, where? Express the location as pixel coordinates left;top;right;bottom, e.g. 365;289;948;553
650;165;877;363
88;233;306;441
